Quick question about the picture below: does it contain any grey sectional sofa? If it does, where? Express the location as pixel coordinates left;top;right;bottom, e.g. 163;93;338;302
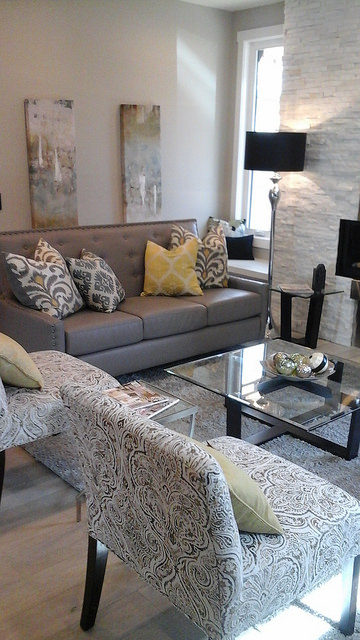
0;219;268;376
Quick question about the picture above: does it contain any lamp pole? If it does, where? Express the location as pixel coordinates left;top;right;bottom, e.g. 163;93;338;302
266;173;281;332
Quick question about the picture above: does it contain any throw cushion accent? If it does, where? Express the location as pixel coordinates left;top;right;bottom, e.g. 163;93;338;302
0;332;44;388
207;216;232;236
226;235;254;260
34;237;69;269
4;252;84;319
34;238;84;311
168;224;228;288
187;436;282;534
141;238;203;297
65;251;125;312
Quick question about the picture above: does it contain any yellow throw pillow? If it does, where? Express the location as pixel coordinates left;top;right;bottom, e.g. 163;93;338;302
186;436;282;534
0;333;44;388
141;238;203;297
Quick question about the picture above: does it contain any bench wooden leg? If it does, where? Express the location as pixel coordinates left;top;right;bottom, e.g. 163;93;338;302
76;490;86;523
80;535;108;630
339;555;360;635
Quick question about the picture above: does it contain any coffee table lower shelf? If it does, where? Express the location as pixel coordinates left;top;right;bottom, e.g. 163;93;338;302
225;397;360;461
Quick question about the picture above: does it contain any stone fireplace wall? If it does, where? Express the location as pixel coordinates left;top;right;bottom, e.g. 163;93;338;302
273;0;360;346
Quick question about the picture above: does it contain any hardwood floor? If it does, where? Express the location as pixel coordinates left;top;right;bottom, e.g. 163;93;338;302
0;449;206;640
1;339;359;640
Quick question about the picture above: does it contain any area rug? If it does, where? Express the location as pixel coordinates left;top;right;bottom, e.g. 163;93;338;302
25;364;360;502
121;366;360;503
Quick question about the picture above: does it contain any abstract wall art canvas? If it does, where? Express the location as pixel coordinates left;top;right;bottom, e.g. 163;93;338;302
24;99;78;228
120;104;162;222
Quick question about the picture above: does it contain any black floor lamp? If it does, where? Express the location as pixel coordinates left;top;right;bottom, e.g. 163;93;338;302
244;131;307;333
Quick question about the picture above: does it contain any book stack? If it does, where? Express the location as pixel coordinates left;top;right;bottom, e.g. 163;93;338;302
104;380;179;418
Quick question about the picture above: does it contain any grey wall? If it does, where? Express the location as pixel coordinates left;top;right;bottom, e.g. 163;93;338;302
274;0;360;346
0;0;233;235
232;1;284;30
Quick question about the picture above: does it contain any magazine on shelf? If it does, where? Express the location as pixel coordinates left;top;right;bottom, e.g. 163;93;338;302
104;380;179;417
278;283;314;297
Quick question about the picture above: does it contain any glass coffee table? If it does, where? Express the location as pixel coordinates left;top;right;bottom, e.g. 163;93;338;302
166;339;360;460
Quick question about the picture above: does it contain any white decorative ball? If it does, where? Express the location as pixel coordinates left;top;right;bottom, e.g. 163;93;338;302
309;352;328;374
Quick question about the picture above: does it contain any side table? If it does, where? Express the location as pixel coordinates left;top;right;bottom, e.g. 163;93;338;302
274;286;343;349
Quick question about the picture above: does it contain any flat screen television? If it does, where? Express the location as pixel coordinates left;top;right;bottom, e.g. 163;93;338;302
336;219;360;280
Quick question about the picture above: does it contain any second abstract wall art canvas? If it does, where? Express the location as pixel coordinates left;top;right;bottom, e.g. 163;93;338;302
120;104;162;222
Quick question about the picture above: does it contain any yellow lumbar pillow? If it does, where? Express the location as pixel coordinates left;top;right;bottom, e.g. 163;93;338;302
187;436;283;535
0;333;44;388
141;238;203;297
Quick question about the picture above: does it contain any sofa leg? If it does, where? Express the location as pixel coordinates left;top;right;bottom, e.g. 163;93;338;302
339;555;360;635
0;450;5;509
80;535;108;631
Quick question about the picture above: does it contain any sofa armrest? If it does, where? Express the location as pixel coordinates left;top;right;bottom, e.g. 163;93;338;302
228;275;268;337
0;297;65;352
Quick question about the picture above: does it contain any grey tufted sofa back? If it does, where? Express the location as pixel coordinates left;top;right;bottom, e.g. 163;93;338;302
0;219;198;299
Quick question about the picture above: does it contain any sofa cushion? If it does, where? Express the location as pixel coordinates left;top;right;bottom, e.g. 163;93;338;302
168;223;228;289
0;332;44;388
63;308;143;356
141;239;202;297
189;288;262;326
66;251;125;313
120;296;207;339
4;252;84;319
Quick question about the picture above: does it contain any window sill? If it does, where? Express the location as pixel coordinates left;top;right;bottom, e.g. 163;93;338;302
228;258;268;282
252;234;270;250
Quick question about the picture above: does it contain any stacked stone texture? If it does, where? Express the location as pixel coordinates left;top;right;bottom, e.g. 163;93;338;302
273;0;360;345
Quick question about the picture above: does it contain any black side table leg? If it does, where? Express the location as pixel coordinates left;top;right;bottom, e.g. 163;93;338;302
305;294;324;348
225;397;242;438
280;293;292;342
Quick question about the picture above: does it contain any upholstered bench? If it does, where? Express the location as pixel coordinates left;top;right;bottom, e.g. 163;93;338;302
61;383;360;640
0;349;118;507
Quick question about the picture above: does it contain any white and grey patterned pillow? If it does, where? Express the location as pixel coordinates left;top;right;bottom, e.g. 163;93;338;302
34;237;68;269
4;252;84;319
168;223;228;288
33;238;84;313
66;251;125;313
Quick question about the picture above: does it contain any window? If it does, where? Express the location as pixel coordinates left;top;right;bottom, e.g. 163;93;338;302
231;26;284;235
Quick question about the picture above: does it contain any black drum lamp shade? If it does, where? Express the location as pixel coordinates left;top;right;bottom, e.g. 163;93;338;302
244;132;306;172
